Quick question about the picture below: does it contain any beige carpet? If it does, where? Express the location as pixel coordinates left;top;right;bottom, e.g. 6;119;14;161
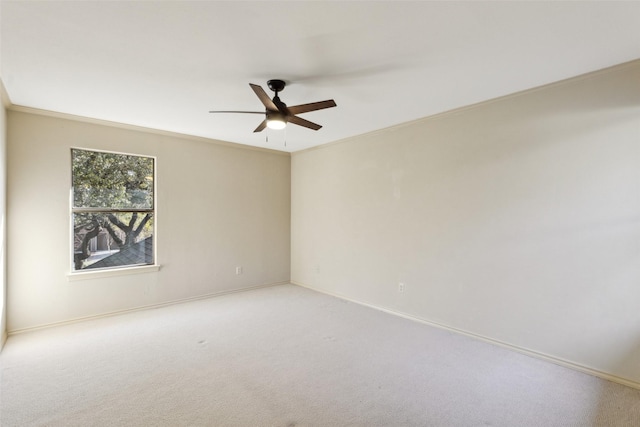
1;284;639;426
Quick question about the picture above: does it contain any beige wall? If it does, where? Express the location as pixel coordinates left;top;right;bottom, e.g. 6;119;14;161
0;80;7;347
7;111;290;331
292;61;640;385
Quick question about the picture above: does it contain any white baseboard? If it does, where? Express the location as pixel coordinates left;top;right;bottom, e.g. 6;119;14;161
8;281;289;336
291;280;640;391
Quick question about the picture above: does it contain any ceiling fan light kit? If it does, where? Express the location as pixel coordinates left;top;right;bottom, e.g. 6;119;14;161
266;110;287;130
210;79;336;134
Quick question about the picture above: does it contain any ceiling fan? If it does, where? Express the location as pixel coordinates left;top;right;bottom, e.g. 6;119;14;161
209;79;337;132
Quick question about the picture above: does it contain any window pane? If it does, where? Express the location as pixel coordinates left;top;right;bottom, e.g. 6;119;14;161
72;149;154;209
73;212;154;270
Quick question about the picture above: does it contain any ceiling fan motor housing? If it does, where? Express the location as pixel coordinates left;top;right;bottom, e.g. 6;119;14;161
267;79;286;93
266;110;287;123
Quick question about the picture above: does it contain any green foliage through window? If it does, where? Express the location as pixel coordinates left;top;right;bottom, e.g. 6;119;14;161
72;149;155;271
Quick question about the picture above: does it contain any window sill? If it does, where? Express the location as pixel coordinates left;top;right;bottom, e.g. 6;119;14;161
67;264;161;282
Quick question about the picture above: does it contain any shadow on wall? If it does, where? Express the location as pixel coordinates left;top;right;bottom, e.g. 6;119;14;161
592;341;640;425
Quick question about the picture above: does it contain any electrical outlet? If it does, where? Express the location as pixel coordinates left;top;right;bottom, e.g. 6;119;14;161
236;266;243;275
398;282;405;293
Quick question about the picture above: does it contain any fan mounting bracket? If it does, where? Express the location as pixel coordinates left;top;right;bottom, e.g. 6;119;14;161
267;79;286;93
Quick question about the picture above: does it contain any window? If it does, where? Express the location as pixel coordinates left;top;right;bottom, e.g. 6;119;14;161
71;148;155;271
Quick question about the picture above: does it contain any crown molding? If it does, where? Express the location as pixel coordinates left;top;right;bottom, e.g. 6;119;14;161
294;58;640;156
8;104;290;157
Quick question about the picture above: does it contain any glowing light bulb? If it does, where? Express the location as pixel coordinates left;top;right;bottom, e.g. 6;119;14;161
267;118;286;130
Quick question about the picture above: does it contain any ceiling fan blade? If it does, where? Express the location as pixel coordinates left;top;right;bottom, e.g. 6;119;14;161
253;120;267;133
209;111;264;114
209;110;264;114
249;84;278;111
288;115;322;131
287;100;337;115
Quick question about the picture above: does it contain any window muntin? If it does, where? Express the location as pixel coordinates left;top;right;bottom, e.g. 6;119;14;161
71;149;155;271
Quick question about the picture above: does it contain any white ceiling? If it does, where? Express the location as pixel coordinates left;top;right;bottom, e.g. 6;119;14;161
2;1;639;153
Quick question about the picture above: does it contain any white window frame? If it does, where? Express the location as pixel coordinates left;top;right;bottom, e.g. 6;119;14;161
68;147;158;280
